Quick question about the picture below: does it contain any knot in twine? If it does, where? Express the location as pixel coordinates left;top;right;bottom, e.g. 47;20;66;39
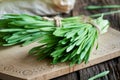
43;16;62;27
82;16;101;34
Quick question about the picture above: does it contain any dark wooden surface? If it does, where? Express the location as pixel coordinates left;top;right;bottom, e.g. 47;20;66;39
52;0;120;80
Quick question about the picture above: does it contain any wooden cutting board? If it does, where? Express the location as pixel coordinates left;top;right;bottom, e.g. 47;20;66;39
0;28;120;80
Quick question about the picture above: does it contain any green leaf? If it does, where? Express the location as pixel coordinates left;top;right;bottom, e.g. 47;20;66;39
53;27;70;37
66;43;76;52
0;29;24;32
88;71;109;80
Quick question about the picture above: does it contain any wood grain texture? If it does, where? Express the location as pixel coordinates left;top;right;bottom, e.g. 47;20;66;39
52;58;120;80
0;28;120;80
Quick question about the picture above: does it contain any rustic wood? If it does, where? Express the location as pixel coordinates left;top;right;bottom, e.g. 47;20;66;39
0;28;120;80
52;57;120;80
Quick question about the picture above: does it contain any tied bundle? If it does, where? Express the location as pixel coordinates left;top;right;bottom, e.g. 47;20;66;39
0;14;109;65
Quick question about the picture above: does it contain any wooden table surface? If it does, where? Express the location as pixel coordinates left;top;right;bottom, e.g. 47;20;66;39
52;0;120;80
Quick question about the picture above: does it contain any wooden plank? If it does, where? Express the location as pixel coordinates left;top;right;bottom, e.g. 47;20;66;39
52;57;120;80
0;28;120;80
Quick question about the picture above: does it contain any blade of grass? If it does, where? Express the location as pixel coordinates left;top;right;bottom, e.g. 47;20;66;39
85;5;120;9
88;71;109;80
90;10;120;17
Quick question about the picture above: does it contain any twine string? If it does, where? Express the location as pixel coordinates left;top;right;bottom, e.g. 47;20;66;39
82;16;101;34
43;16;101;34
43;16;62;27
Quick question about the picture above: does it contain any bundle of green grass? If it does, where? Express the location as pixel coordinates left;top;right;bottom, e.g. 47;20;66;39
0;14;109;65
